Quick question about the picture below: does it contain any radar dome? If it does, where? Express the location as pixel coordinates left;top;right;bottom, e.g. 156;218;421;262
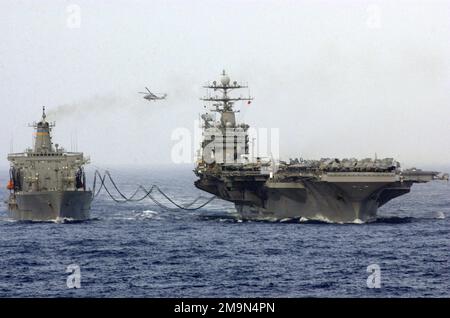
220;74;230;86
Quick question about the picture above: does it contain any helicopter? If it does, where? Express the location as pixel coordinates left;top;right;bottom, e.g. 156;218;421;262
138;87;167;101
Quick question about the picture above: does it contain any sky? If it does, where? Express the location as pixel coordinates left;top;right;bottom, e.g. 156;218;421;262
1;0;449;169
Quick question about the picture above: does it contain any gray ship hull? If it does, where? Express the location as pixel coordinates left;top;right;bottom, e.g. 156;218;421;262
195;174;415;223
8;190;92;221
236;180;414;223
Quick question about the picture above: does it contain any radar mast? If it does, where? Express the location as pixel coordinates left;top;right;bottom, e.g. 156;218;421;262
201;70;253;116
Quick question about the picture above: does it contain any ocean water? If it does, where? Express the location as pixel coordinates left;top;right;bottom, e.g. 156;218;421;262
0;166;449;298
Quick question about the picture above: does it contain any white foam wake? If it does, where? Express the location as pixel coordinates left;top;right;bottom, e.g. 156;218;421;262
299;215;367;224
435;211;446;219
136;210;160;220
54;217;75;223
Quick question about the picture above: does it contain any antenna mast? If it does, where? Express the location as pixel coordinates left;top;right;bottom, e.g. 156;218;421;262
201;70;253;114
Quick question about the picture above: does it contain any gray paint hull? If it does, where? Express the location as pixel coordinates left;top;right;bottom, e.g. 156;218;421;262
195;177;413;223
8;191;92;221
234;187;381;223
236;181;411;223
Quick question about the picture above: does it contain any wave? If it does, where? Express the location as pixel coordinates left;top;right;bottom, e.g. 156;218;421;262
197;214;362;224
0;217;98;224
373;216;415;224
374;212;446;224
111;209;161;221
136;210;161;220
196;212;448;225
435;211;446;219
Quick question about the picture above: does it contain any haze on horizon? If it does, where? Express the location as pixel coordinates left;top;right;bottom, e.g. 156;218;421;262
1;0;449;169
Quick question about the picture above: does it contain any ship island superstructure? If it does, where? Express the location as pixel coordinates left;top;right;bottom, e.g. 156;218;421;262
194;71;445;222
7;107;92;221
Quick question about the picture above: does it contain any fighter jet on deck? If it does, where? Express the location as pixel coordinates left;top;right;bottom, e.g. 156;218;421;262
138;87;167;101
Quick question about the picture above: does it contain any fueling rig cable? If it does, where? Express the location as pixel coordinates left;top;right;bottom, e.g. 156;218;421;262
91;170;216;210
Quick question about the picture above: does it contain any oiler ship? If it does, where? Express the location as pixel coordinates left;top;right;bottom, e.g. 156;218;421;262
6;107;92;221
194;71;446;223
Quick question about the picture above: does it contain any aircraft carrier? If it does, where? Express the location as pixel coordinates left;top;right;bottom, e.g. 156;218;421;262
6;107;92;221
194;71;446;223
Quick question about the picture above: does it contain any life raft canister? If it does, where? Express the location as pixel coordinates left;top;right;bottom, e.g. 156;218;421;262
7;179;14;190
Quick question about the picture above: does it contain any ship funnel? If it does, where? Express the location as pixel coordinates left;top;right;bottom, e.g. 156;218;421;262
33;107;54;153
